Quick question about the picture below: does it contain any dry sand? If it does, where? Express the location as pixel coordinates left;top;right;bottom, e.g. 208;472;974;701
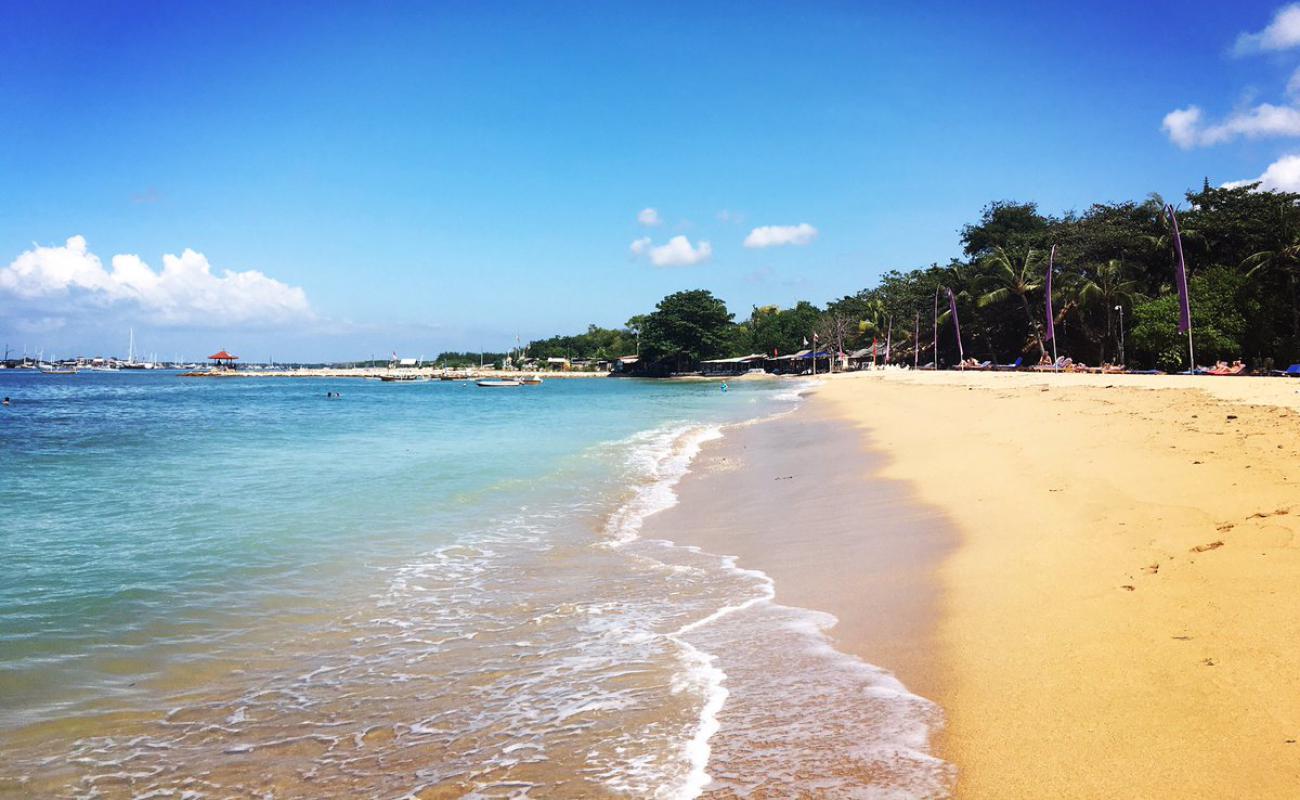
657;369;1300;798
816;370;1300;798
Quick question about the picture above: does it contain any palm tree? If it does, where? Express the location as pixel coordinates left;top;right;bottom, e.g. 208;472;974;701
1075;259;1146;365
977;246;1047;358
1241;208;1300;342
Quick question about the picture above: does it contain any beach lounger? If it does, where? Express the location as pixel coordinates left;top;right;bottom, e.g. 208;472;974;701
993;357;1023;371
1126;369;1165;375
1271;363;1300;377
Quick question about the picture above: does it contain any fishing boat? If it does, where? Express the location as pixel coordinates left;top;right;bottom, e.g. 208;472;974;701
379;374;420;382
520;375;543;385
476;378;522;387
40;364;79;375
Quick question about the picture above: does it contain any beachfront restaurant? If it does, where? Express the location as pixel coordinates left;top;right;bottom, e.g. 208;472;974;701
847;343;887;370
767;349;833;374
699;354;769;376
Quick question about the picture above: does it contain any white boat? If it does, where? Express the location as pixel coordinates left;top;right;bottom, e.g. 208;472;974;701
476;379;522;387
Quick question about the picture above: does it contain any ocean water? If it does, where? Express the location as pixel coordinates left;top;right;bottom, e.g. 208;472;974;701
0;371;950;798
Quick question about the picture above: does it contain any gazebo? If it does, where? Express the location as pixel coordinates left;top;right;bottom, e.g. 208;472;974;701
208;350;239;371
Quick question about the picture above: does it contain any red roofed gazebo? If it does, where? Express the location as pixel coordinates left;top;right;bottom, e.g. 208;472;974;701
208;350;239;371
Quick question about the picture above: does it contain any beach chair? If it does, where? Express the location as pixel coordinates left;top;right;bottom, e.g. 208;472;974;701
1272;363;1300;377
993;357;1023;371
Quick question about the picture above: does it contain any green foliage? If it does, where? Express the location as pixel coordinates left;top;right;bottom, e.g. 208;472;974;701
435;351;507;368
639;290;735;373
526;324;636;362
1130;267;1250;371
960;201;1052;257
740;301;822;356
519;183;1300;375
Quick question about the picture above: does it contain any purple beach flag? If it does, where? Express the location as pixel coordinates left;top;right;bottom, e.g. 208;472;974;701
1167;205;1192;335
947;287;964;361
1044;245;1056;342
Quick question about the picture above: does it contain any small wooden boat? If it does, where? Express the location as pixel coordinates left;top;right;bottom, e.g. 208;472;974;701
379;374;420;382
520;375;543;385
476;379;522;387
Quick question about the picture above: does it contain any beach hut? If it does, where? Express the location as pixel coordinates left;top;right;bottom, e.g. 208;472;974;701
208;350;239;371
700;354;768;376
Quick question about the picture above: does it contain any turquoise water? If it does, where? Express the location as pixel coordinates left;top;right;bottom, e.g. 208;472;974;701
0;373;776;720
0;371;950;798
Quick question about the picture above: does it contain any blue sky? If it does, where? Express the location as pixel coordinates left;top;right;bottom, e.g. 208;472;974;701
3;1;1300;361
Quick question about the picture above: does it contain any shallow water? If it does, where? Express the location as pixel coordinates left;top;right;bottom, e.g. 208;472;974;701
0;371;950;798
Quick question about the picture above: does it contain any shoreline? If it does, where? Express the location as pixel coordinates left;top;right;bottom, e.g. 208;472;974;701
653;369;1300;797
641;389;958;793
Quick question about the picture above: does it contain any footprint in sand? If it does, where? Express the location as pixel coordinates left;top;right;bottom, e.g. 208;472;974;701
1191;541;1224;553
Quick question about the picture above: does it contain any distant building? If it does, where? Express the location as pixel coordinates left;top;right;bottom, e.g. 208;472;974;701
546;357;571;371
699;354;767;376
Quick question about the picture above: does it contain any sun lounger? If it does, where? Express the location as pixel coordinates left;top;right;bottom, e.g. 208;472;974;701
1126;369;1164;375
993;357;1023;371
1271;363;1300;377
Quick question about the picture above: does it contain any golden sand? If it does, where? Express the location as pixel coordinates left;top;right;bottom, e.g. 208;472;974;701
817;370;1300;798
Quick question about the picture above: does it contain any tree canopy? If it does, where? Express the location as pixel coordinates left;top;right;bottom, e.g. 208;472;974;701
517;182;1300;374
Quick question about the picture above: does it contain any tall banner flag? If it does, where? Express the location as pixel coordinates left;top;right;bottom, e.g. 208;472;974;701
1045;244;1059;366
932;288;940;369
1044;245;1056;342
948;288;965;364
884;317;892;365
914;311;920;369
1166;204;1195;368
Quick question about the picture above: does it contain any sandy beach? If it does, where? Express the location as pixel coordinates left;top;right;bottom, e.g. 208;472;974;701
658;370;1300;798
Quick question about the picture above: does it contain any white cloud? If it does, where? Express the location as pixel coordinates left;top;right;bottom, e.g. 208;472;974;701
0;235;313;327
1162;102;1300;148
1224;153;1300;191
1234;3;1300;55
628;234;711;267
1162;106;1204;149
743;223;819;248
637;207;662;227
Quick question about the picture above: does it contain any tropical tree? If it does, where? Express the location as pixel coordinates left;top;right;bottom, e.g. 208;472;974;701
976;246;1047;359
1075;259;1146;364
638;290;734;374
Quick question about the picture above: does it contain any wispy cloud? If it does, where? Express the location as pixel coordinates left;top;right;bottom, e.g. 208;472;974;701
1162;102;1300;148
130;187;161;205
743;223;818;248
716;209;745;225
637;207;662;227
628;234;712;267
1224;153;1300;191
1234;3;1300;55
0;235;314;328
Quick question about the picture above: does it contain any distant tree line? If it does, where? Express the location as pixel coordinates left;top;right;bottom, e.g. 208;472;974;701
520;182;1300;374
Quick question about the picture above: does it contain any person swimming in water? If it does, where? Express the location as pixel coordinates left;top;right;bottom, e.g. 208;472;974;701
720;382;728;393
2;397;9;406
